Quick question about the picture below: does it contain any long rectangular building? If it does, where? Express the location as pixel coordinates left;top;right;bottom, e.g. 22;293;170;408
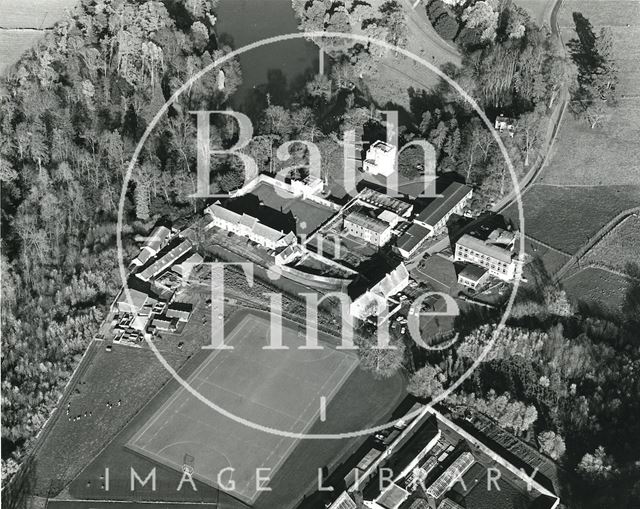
454;229;523;281
205;203;297;251
415;182;472;234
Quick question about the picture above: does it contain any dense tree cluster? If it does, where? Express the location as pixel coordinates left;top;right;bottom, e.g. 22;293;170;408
567;14;618;128
407;280;640;508
1;0;241;478
292;0;408;76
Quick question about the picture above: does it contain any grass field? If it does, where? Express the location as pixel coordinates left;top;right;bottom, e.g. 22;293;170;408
127;312;357;504
561;266;635;311
537;101;640;186
30;343;183;497
538;0;640;186
0;0;78;74
64;309;405;508
582;214;640;272
515;0;555;27
503;185;640;254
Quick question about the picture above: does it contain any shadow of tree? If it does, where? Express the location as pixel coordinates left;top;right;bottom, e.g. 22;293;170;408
566;12;601;87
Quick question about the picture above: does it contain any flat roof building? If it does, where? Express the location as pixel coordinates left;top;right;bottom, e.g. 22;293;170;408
357;187;413;218
363;140;397;177
344;209;393;248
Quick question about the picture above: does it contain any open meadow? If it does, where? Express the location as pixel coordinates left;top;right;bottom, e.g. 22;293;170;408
504;184;639;255
0;0;78;74
582;214;640;272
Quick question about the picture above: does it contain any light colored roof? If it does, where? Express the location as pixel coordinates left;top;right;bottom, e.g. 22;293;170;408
426;452;475;499
117;288;148;311
373;263;409;298
345;210;390;234
457;234;513;264
139;239;192;281
416;182;472;228
145;226;171;253
377;209;399;224
207;203;239;224
208;203;290;245
377;483;409;509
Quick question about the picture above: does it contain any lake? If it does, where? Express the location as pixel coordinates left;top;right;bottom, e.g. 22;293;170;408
215;0;320;111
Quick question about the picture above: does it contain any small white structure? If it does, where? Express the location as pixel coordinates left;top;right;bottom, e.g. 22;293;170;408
363;140;397;177
274;244;304;266
290;175;324;198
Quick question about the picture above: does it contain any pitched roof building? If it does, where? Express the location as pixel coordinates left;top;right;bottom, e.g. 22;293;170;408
205;203;297;251
350;263;409;320
415;182;473;235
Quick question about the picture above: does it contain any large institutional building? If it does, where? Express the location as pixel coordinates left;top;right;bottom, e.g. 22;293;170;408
454;228;523;283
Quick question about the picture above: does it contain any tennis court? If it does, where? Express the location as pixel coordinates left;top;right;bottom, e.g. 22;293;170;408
127;312;357;504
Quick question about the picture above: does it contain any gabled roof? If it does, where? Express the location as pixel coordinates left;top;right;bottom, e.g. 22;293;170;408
416;182;472;228
145;226;171;253
139;239;192;281
372;263;409;298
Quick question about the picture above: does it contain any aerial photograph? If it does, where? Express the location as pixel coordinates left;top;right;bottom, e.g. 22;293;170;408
0;0;638;508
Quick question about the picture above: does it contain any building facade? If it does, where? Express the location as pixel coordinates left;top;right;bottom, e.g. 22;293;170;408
343;210;393;247
454;230;523;282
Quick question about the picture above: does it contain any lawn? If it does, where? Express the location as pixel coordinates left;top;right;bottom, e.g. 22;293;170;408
537;103;640;187
582;215;640;272
127;312;358;504
540;1;640;186
503;185;640;254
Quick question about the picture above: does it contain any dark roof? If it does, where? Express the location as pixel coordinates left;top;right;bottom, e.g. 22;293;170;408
397;223;431;254
416;182;472;228
459;264;488;282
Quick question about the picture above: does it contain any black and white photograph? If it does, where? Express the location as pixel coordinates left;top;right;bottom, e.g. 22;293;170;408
1;0;639;508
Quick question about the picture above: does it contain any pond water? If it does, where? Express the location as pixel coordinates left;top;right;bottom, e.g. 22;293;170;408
215;0;320;111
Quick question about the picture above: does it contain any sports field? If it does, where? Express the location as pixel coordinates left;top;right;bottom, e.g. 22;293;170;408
127;312;358;504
